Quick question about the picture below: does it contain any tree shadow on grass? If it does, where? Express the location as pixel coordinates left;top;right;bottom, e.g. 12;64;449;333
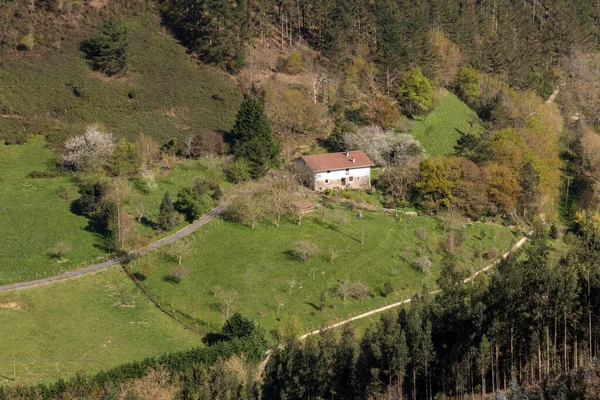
203;332;226;346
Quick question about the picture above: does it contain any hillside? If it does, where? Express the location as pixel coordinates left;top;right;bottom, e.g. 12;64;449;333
0;3;242;146
409;89;482;156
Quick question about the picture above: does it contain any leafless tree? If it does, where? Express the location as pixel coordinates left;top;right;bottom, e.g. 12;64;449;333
168;238;194;265
288;277;297;296
291;241;318;262
343;126;424;166
276;293;286;316
218;289;239;318
329;247;340;264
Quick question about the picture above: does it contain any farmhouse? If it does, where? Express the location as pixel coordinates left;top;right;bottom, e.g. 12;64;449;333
300;150;375;191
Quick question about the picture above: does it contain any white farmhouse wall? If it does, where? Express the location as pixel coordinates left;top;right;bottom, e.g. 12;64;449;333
314;167;371;181
313;167;371;191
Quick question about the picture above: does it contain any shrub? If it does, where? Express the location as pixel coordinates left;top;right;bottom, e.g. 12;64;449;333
382;281;395;297
277;52;305;74
18;33;35;51
334;279;372;301
53;241;72;260
349;281;371;300
164;266;190;284
291;241;318;262
415;256;432;273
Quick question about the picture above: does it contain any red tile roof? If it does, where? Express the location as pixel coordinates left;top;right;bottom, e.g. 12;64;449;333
301;150;375;172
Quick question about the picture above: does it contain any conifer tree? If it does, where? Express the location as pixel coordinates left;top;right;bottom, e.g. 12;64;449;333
232;98;279;178
82;19;128;76
157;191;178;231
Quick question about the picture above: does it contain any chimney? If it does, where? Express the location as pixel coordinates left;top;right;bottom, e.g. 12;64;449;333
344;151;349;156
351;157;356;163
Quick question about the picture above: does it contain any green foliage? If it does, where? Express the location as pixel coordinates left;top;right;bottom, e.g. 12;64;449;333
396;67;435;117
415;158;456;212
157;191;178;230
109;138;142;176
0;268;200;384
226;157;252;183
0;10;242;146
81;19;129;76
129;211;515;335
277;51;306;74
409;90;483;156
457;66;482;105
159;0;251;72
232;98;279;178
18;33;35;51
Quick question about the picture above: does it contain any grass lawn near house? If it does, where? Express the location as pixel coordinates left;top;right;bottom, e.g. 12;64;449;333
0;267;202;385
409;89;483;156
129;210;517;337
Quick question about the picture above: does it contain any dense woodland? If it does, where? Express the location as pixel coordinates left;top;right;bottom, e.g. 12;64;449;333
2;0;600;398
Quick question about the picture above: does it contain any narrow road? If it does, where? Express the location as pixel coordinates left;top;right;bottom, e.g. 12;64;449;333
0;204;227;292
298;232;532;340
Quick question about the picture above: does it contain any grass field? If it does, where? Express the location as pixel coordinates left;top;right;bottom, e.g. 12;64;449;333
0;3;242;146
0;137;107;284
0;267;202;384
0;136;223;284
409;89;483;156
129;210;516;336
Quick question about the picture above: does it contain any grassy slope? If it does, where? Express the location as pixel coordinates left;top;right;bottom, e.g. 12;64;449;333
409;89;482;156
130;211;516;335
0;136;107;284
0;267;201;384
0;5;242;145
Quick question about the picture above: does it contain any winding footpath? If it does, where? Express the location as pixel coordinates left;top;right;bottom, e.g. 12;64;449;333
298;232;532;340
0;204;227;292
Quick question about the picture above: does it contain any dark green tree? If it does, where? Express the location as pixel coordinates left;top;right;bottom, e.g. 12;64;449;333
157;191;178;231
232;98;279;178
81;19;128;76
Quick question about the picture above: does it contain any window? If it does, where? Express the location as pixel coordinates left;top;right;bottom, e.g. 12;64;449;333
325;179;329;184
348;176;354;182
357;177;360;181
345;168;349;175
327;170;331;173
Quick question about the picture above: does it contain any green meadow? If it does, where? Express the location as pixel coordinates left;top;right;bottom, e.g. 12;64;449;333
409;89;483;156
129;210;516;336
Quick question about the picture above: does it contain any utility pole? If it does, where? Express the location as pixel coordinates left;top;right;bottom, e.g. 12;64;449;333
358;208;364;245
13;353;16;381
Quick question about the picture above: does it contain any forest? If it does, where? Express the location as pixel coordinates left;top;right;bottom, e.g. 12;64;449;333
1;0;600;398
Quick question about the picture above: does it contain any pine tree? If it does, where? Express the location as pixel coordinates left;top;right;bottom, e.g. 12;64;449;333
157;191;178;231
82;19;128;76
232;98;279;178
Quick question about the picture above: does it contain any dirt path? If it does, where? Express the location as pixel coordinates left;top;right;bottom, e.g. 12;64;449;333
298;232;532;340
545;84;564;105
0;204;227;292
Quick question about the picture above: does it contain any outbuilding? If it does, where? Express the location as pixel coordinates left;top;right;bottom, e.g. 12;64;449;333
300;150;375;192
